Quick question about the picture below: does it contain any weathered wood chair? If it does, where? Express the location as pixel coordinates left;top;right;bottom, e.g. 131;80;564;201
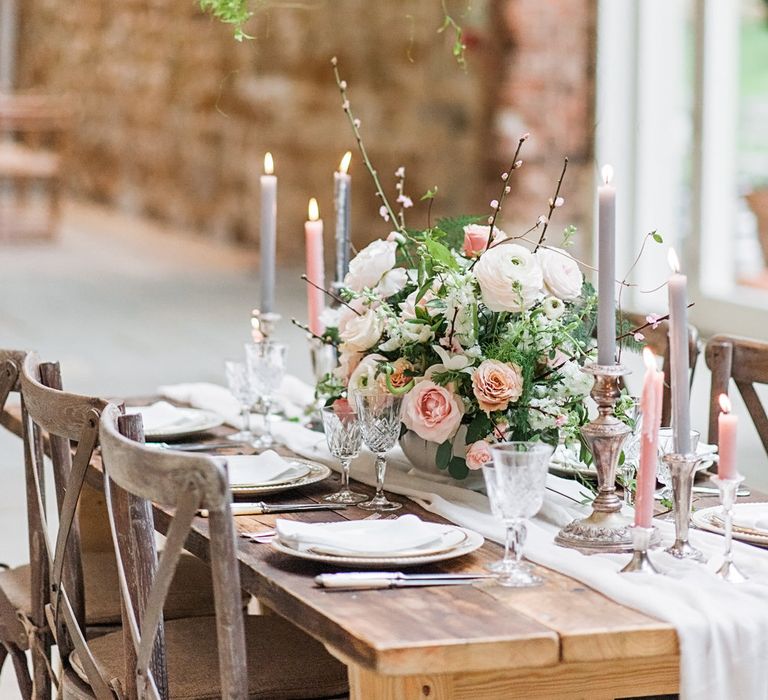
16;354;231;696
64;403;349;699
0;94;70;241
706;334;768;452
621;312;702;425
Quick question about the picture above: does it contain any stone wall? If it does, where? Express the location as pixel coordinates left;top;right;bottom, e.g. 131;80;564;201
15;0;596;260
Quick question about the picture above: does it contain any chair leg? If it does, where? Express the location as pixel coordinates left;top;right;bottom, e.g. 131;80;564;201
3;641;34;700
30;633;52;700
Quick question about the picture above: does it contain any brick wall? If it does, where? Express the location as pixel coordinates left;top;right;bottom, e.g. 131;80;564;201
16;0;596;260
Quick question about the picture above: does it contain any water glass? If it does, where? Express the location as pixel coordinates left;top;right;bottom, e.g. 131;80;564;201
245;341;286;449
483;442;554;587
657;428;700;501
353;391;403;512
224;360;255;442
321;405;367;505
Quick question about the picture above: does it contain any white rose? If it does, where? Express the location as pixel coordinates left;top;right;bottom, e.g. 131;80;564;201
401;321;434;344
339;309;384;352
347;353;386;394
538;247;583;301
474;243;543;312
344;240;397;292
375;267;409;298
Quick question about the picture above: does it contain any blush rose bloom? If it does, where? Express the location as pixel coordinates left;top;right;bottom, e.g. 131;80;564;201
343;240;397;292
462;224;506;257
339;309;384;353
473;243;543;312
466;440;493;470
537;247;583;301
401;380;464;444
472;359;524;413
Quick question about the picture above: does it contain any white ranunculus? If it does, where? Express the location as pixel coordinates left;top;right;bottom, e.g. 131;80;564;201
473;243;543;312
347;353;386;395
343;240;397;292
399;288;438;321
542;296;565;320
375;267;409;298
401;321;434;344
538;247;583;301
339;309;384;353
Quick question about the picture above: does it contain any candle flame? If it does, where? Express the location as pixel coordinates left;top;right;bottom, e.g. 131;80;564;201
719;394;732;414
308;197;320;221
601;164;614;185
264;152;274;175
339;151;352;175
642;347;657;371
667;247;680;273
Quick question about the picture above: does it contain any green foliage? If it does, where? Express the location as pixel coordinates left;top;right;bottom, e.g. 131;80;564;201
562;224;578;248
465;412;492;443
436;440;453;469
199;0;254;40
618;313;643;354
448;456;469;479
651;230;664;244
433;215;483;251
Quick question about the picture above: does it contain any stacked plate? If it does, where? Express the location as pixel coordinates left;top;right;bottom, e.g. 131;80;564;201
226;452;331;496
692;502;768;547
126;401;223;440
271;514;484;568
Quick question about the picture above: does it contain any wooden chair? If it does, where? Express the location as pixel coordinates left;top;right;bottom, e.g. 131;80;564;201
622;312;702;426
63;403;349;699
16;354;231;697
706;334;768;452
0;94;70;241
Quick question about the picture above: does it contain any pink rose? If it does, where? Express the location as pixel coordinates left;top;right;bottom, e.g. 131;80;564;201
472;359;524;413
462;224;505;257
401;380;464;444
466;440;492;470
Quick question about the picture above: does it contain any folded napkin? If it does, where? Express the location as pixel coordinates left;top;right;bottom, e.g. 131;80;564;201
125;401;191;432
275;514;444;555
224;451;299;486
730;504;768;533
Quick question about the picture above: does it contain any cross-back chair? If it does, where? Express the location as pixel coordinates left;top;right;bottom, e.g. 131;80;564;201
18;354;227;698
706;334;768;453
74;404;349;699
622;312;702;426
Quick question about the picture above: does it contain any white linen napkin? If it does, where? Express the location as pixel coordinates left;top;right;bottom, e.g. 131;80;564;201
275;514;444;555
731;504;768;532
161;381;768;700
224;451;299;487
125;401;191;432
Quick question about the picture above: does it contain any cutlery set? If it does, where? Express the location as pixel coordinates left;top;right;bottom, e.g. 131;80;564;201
314;572;495;590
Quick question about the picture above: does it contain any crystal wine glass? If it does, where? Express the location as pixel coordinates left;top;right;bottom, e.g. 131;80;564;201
224;360;256;442
321;405;367;505
656;427;700;501
353;390;403;512
245;341;286;449
483;442;554;587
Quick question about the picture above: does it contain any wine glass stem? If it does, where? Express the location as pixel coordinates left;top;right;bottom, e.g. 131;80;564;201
374;453;387;498
241;405;251;435
504;518;526;568
339;457;352;493
263;398;273;440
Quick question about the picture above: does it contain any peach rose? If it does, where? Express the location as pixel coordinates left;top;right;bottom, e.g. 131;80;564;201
388;358;414;389
462;224;505;257
472;359;524;413
466;440;493;470
401;380;464;444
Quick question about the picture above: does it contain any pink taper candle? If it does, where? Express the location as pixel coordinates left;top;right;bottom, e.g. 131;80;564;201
635;348;664;528
305;198;325;337
717;394;738;479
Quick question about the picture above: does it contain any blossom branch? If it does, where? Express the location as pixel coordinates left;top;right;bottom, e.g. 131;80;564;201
290;318;339;346
483;135;527;252
301;274;361;315
533;157;568;252
614;303;694;343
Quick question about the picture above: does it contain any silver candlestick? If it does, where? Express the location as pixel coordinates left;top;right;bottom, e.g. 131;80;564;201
620;526;661;574
251;308;281;341
556;364;657;553
710;474;748;583
663;452;705;561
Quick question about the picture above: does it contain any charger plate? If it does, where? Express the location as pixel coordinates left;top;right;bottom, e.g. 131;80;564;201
692;502;768;547
231;459;331;497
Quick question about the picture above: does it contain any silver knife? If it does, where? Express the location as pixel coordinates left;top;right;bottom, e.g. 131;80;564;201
315;571;495;590
200;502;348;517
149;441;248;452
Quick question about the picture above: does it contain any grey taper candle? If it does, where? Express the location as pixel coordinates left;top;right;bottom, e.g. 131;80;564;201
259;153;277;314
597;165;616;365
667;248;691;454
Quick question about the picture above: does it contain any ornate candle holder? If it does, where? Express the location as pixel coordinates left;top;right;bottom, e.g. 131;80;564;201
620;526;661;574
556;364;657;553
663;452;706;561
710;474;748;583
251;308;281;341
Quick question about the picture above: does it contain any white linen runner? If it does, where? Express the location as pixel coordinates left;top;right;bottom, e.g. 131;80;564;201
161;381;768;700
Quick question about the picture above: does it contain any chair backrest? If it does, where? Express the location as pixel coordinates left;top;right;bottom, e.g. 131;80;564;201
622;312;701;426
99;404;247;700
0;94;70;147
19;352;112;697
706;334;768;454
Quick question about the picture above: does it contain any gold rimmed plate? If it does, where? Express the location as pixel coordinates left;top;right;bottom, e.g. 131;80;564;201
230;459;332;497
692;502;768;548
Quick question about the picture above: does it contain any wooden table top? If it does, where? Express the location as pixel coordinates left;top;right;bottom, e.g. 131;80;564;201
1;400;694;680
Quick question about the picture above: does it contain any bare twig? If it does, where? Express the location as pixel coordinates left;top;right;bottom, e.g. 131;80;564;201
290;318;338;346
301;274;361;315
533;157;568;252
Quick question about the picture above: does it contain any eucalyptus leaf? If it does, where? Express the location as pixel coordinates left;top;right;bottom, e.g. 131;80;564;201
448;457;469;480
436;440;453;469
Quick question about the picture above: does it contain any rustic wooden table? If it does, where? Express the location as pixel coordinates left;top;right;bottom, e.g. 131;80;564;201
10;400;751;699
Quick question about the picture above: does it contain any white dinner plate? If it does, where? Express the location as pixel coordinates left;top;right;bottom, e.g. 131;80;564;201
133;408;224;441
230;463;311;489
271;524;484;569
308;526;468;558
230;460;331;496
692;502;768;547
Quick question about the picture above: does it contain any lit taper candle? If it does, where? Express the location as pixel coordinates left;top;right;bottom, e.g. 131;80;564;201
636;348;664;528
334;151;352;284
717;394;738;480
305;198;325;337
260;152;277;313
597;165;616;365
667;248;691;454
